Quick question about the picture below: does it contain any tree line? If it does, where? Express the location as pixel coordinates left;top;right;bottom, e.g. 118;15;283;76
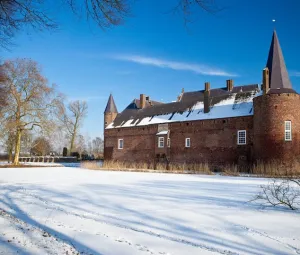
0;58;103;165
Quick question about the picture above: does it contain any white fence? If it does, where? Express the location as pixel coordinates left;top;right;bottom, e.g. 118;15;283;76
19;156;77;163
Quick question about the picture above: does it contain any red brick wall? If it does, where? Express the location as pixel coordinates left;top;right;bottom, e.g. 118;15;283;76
104;116;254;165
104;125;158;163
168;117;253;165
253;94;300;162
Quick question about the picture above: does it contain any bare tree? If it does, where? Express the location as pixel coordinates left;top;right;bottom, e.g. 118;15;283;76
0;64;7;108
0;0;57;48
5;130;14;162
30;136;51;156
75;134;86;157
66;0;130;29
63;100;88;155
0;0;221;48
252;178;300;210
48;127;68;155
0;58;63;165
92;137;103;158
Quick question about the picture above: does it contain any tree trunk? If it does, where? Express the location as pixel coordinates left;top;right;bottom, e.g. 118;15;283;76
69;120;78;156
8;146;13;163
13;129;22;165
69;133;75;156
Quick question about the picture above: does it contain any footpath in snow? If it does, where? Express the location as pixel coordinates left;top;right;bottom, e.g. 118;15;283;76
0;166;300;255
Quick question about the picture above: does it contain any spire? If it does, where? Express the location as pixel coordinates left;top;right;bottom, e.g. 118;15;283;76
266;31;292;90
104;94;118;113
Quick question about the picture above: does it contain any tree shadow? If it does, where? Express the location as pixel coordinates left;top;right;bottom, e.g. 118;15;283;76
0;186;103;255
0;176;298;255
0;235;32;255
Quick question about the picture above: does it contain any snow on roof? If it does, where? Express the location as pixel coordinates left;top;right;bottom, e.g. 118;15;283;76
106;86;262;129
156;130;169;135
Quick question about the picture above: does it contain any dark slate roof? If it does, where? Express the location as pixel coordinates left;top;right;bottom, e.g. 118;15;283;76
109;84;260;128
266;31;294;92
104;94;118;113
124;98;163;110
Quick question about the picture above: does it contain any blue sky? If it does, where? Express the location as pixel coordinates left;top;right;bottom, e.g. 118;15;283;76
1;0;300;138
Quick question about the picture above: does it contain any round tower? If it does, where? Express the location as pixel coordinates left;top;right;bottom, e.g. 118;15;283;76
253;31;300;162
104;94;118;129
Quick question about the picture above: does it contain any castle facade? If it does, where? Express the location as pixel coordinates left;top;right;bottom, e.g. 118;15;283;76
104;32;300;167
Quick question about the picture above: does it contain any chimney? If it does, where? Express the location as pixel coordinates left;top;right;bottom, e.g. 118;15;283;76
140;94;146;109
204;82;210;113
262;68;270;95
177;88;185;102
226;79;234;91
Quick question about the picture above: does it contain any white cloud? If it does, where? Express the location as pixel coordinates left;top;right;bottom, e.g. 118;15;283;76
290;71;300;77
113;55;237;77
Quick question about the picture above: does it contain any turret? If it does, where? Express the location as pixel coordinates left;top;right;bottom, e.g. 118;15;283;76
104;94;118;129
253;31;300;163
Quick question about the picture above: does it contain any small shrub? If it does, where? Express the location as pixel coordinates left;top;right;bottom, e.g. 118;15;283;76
222;164;240;176
251;178;300;210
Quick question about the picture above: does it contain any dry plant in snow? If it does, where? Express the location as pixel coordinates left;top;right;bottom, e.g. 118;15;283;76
252;178;300;210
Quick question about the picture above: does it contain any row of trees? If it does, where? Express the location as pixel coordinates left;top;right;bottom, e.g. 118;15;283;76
0;58;103;164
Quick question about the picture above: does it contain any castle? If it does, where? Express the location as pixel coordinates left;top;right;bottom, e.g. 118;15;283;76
104;31;300;167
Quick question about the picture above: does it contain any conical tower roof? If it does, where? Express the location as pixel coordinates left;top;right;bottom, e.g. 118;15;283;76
266;31;295;93
104;94;118;113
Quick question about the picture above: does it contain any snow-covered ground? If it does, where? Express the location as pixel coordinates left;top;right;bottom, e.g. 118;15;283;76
0;167;299;255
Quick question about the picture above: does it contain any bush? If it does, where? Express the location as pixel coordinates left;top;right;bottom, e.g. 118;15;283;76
252;178;300;210
62;147;68;157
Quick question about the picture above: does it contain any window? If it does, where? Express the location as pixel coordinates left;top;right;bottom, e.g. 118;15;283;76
285;121;292;141
158;137;164;148
185;138;191;148
118;139;124;149
167;138;170;148
237;130;246;145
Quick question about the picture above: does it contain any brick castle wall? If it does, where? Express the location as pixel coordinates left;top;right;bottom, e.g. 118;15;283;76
253;93;300;162
104;125;158;163
104;116;254;165
168;117;253;165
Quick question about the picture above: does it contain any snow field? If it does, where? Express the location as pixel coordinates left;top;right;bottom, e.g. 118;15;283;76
0;167;300;255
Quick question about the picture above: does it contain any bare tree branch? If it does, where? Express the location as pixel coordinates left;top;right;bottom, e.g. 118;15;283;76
0;58;63;164
251;179;300;210
0;0;57;48
0;0;221;49
62;100;88;155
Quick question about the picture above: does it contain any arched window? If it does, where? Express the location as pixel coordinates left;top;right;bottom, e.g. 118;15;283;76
185;138;191;148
